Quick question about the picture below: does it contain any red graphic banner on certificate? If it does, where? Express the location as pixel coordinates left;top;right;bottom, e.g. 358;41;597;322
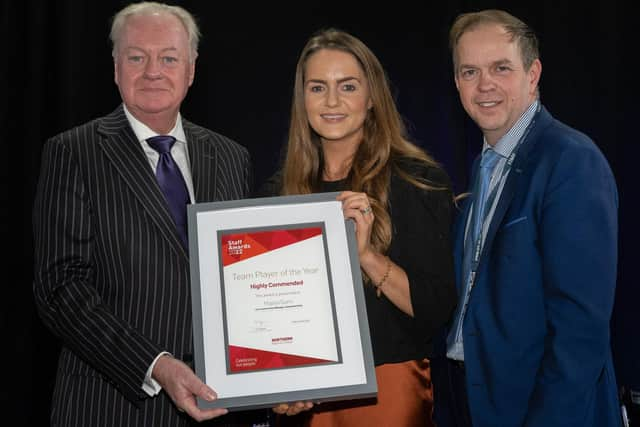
219;225;341;373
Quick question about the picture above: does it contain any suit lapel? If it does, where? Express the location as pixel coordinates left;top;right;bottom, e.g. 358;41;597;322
480;163;521;257
184;121;218;203
453;158;480;292
97;105;188;259
478;106;552;269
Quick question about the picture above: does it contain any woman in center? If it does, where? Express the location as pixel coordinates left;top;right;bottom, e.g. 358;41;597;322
260;28;457;426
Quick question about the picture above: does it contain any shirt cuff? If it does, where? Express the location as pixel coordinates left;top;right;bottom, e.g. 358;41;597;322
142;351;172;396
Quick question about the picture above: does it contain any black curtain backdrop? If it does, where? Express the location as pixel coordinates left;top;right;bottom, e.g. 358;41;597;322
4;1;636;425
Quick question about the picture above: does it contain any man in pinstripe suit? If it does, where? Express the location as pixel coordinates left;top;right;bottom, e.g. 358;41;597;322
32;2;258;426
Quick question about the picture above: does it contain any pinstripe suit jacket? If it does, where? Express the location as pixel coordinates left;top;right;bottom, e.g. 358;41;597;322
33;105;252;426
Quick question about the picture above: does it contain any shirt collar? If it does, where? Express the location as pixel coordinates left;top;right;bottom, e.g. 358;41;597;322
122;104;187;144
482;99;539;159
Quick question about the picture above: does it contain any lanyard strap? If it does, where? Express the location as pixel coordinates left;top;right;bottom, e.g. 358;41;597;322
466;103;541;290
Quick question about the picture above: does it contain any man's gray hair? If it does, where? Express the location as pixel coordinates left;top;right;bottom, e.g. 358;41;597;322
110;1;200;62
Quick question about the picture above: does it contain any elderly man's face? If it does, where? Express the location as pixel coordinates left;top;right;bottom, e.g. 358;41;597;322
114;12;195;128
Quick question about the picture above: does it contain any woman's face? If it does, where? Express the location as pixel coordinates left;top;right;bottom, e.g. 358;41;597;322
303;49;372;148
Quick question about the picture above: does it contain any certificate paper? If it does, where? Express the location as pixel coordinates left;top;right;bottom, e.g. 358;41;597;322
219;225;341;373
188;193;377;410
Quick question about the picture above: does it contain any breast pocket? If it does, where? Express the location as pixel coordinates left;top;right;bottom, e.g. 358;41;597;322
502;215;527;228
493;215;532;257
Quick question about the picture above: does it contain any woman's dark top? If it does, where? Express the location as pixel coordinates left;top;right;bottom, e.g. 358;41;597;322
255;162;457;365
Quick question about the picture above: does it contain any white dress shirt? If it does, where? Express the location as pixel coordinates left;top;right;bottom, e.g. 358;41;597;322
122;105;192;396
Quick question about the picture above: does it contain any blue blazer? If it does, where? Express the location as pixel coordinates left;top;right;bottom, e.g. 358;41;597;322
433;106;621;427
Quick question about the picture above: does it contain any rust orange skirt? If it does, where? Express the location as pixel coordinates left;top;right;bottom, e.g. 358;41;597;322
283;359;434;427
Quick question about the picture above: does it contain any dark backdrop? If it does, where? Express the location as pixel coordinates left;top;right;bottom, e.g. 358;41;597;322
3;1;636;425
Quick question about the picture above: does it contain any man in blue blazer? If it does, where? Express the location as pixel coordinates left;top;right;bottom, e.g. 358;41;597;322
432;9;622;427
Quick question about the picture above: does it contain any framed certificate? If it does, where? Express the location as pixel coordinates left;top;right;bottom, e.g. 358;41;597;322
188;193;377;411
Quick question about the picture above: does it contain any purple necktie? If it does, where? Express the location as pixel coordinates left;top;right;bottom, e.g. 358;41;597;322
147;135;190;248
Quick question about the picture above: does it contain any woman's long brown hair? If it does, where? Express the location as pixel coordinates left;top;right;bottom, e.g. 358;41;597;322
282;28;444;258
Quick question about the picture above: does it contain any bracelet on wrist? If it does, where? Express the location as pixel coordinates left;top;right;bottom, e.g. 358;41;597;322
375;258;392;298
